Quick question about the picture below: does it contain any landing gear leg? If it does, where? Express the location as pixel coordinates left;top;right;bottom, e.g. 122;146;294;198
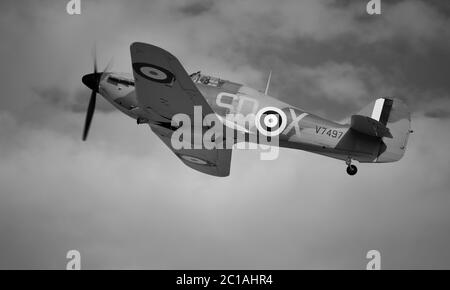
346;157;358;176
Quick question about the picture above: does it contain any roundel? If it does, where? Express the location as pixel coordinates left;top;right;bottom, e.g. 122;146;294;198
254;106;287;137
133;63;175;84
179;154;213;166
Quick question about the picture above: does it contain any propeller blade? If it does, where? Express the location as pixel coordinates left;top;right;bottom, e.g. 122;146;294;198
82;45;108;141
82;89;97;141
92;45;98;74
100;58;114;81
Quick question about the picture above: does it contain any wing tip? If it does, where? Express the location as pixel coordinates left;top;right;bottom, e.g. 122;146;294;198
130;42;176;60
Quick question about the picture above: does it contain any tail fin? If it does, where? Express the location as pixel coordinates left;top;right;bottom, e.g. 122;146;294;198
357;98;393;125
356;98;412;162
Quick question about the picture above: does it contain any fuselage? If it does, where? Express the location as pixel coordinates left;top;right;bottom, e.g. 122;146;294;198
89;72;381;163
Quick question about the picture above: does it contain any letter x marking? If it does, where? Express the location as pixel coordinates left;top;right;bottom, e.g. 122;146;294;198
284;109;309;136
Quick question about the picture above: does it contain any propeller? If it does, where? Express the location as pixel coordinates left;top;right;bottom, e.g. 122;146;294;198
81;48;112;141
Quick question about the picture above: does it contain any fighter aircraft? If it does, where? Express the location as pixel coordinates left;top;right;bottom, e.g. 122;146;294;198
81;42;412;177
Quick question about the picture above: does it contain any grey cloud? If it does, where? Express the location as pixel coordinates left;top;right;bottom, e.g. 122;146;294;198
32;86;116;113
177;0;215;17
1;113;450;269
204;0;450;119
2;0;449;121
1;0;450;270
424;109;450;119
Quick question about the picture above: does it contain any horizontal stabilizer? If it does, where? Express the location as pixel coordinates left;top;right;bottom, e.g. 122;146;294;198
350;115;393;138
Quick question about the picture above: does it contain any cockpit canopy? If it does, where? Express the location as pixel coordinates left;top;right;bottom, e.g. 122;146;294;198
190;71;226;88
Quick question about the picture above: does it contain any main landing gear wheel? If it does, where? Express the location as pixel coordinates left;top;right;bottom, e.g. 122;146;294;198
345;157;358;176
346;164;358;176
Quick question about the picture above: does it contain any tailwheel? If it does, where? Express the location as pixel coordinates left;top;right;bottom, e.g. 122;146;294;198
346;164;358;176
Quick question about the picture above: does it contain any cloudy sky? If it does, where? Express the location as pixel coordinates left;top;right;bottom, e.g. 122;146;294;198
0;0;450;269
